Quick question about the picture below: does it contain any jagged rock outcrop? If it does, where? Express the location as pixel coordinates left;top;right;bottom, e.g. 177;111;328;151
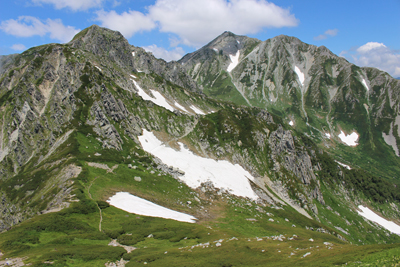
0;192;33;231
269;125;324;205
0;54;18;75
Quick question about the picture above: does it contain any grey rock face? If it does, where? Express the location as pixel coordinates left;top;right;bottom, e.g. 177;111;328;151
69;25;134;71
87;101;123;150
0;192;32;231
0;54;18;76
269;125;324;205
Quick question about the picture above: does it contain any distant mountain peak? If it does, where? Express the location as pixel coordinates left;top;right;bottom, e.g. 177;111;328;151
69;24;128;53
205;31;245;55
70;24;124;43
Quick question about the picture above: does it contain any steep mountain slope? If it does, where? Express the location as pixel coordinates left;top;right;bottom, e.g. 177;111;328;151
0;26;400;266
180;32;400;181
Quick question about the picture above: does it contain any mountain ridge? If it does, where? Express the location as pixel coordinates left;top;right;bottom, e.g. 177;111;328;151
180;30;400;181
0;25;400;266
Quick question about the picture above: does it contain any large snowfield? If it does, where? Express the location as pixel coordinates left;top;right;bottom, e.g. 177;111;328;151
138;130;258;200
338;131;359;146
357;205;400;235
107;192;197;223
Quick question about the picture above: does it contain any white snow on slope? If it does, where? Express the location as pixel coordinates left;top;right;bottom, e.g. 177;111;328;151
227;50;240;72
382;124;399;156
357;205;400;235
361;78;369;91
130;74;136;79
294;66;305;86
338;131;359;146
138;130;258;200
325;133;331;139
174;102;189;113
335;161;351;170
108;192;197;223
95;66;102;72
190;105;206;115
289;120;294;126
132;52;135;57
131;79;175;112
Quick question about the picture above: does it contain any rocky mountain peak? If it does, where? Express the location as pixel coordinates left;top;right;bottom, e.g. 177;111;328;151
68;25;133;69
179;31;260;66
204;31;259;56
69;24;125;46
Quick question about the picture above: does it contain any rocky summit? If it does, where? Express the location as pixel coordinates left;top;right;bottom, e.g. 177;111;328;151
0;25;400;266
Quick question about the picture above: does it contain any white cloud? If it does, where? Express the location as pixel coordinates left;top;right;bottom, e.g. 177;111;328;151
149;0;299;47
143;45;185;62
32;0;104;11
11;44;27;51
94;10;156;38
0;16;80;43
343;42;400;78
314;28;338;41
356;42;386;53
95;0;298;47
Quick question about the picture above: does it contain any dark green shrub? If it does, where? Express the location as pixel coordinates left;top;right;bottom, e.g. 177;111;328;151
97;200;110;209
104;229;125;239
117;234;145;246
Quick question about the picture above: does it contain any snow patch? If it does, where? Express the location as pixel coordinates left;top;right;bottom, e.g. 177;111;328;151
227;50;240;72
335;161;351;170
357;205;400;235
361;78;369;91
130;74;137;79
149;90;175;112
95;66;102;72
294;66;305;86
382;123;399;156
325;133;331;139
289;120;294;126
189;105;206;115
138;130;258;200
338;131;359;146
174;102;189;113
131;80;175;112
302;252;311;258
213;48;218;52
132;52;135;57
108;192;197;223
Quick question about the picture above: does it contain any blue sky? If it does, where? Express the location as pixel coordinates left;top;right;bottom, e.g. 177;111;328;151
1;0;399;77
